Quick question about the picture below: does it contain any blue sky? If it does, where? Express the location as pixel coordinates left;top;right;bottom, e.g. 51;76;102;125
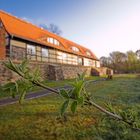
1;0;140;57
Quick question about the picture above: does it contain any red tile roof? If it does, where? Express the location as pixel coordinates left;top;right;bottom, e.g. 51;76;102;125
0;10;98;60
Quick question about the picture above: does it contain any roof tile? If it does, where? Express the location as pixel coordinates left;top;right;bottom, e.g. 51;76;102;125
0;10;98;60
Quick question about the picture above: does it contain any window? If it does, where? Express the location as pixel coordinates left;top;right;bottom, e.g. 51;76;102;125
71;55;78;65
42;48;48;57
54;39;60;46
86;51;91;56
47;37;60;46
57;51;63;60
27;44;36;55
47;37;54;44
93;60;96;67
54;39;57;45
62;53;68;63
83;58;92;66
88;60;93;66
72;46;79;52
96;61;100;68
78;57;83;65
62;53;67;59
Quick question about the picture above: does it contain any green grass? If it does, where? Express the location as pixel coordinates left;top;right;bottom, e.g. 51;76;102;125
87;74;140;105
0;74;140;140
43;75;101;88
0;76;101;99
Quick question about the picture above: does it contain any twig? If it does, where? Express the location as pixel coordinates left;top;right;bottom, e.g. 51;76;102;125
4;60;140;132
88;100;140;132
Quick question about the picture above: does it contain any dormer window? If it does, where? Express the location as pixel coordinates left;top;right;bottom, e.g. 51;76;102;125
47;37;60;46
72;46;79;52
54;39;60;46
47;37;53;44
86;51;91;56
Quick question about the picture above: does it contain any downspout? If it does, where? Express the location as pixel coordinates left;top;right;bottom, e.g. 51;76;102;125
9;34;14;58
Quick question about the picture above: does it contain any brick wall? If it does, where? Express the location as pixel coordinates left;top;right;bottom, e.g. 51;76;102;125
0;25;6;59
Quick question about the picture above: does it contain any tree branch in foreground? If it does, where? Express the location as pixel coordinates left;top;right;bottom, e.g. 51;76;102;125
3;59;140;132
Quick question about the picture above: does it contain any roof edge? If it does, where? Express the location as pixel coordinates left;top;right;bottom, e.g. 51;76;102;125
0;10;99;60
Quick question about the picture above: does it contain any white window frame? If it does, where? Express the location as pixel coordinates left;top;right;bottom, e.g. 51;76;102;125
72;46;79;52
88;60;93;66
47;37;60;46
78;57;83;65
27;44;36;55
49;38;54;44
86;51;91;56
62;53;67;59
57;51;62;60
54;39;58;45
42;48;48;57
96;61;100;68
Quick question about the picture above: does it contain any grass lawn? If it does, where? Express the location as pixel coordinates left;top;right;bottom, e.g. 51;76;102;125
0;76;102;99
0;74;140;140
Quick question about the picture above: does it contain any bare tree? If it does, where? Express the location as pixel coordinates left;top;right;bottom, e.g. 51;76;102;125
136;50;140;59
100;56;111;67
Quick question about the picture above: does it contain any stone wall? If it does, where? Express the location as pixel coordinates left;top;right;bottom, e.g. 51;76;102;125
0;60;95;85
61;65;91;79
99;67;113;76
0;61;19;85
0;60;49;85
48;64;92;80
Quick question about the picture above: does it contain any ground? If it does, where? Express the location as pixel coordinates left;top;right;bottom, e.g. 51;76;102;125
0;74;140;140
0;76;100;99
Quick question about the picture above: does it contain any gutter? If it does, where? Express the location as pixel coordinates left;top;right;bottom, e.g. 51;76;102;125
10;33;99;61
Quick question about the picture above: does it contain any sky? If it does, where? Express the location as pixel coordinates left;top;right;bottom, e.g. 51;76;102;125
0;0;140;58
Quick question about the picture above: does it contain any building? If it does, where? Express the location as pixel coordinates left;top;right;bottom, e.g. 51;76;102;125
0;10;101;83
0;10;100;67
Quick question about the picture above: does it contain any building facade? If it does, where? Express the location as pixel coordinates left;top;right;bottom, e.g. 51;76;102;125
0;10;103;83
0;10;100;67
